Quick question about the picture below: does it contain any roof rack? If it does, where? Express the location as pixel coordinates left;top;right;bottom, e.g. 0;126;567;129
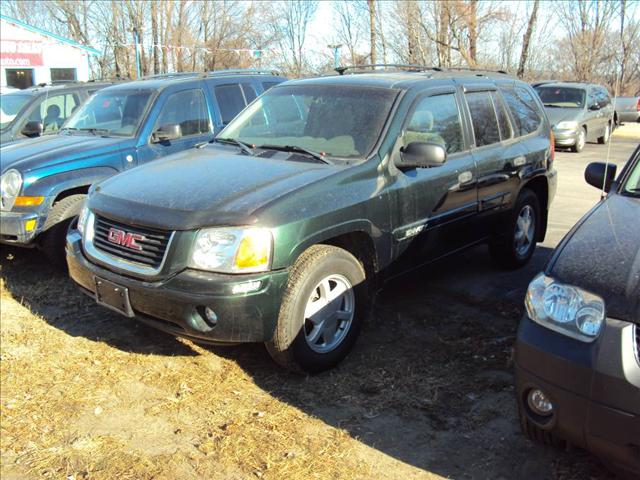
204;69;280;77
335;64;441;75
442;66;510;75
142;72;199;80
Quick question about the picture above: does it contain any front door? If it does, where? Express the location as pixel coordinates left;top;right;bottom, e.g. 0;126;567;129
138;87;213;163
388;88;479;276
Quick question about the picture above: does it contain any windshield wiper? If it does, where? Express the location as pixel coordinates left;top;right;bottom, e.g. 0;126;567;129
213;137;255;156
257;144;330;164
78;127;111;136
543;104;564;108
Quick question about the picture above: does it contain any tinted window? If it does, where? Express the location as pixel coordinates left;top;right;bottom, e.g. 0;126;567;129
405;93;463;154
156;89;210;136
491;92;513;140
222;85;398;158
466;91;500;146
535;86;585;108
262;81;280;91
215;84;247;124
29;93;80;133
241;84;257;103
500;86;542;136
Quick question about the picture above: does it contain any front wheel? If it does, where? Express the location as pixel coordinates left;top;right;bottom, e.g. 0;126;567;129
597;123;611;144
571;127;586;153
39;194;86;269
490;189;540;269
266;245;370;373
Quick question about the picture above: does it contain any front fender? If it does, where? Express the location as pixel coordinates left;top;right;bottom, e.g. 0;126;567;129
22;166;119;199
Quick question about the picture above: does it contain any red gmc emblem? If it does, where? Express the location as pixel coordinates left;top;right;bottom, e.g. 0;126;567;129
107;228;145;251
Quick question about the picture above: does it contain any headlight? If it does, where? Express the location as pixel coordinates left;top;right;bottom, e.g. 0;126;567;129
525;273;605;342
189;227;272;273
555;121;578;130
0;169;23;211
77;202;90;236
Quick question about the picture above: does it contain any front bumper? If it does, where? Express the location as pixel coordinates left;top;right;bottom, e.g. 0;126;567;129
515;315;640;476
552;128;579;147
0;210;41;245
66;230;290;344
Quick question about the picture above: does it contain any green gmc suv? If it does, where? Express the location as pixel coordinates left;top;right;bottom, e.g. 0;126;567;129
66;66;557;373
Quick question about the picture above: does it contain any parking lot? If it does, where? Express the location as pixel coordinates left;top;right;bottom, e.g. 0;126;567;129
1;123;638;480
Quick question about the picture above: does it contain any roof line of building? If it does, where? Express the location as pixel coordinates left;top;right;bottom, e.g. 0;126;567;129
0;14;101;56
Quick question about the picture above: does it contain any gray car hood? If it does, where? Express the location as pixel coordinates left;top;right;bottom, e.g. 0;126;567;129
544;107;584;127
547;194;640;323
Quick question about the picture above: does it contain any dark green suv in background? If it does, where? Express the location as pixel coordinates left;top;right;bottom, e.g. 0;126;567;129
66;66;557;373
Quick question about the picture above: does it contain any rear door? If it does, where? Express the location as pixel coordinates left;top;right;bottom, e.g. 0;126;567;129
137;84;213;163
462;85;525;237
389;86;479;275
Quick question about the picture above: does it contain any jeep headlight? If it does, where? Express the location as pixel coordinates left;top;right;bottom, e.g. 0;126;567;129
189;227;272;273
525;273;605;342
0;169;22;211
555;121;578;130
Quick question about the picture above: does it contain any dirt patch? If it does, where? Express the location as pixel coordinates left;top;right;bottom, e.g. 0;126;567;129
0;244;614;480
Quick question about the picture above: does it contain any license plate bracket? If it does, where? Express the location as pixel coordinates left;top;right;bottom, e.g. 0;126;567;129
95;277;134;317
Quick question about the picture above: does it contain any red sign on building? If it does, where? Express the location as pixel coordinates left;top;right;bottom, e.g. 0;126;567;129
0;40;43;67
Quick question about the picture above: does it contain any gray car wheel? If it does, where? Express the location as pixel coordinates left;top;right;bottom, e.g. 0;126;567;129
572;127;586;153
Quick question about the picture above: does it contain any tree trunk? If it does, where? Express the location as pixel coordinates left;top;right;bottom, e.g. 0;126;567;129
517;0;539;77
368;0;376;66
467;0;478;67
151;1;159;74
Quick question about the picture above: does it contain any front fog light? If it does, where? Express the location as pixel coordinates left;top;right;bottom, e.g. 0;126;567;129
527;389;553;416
204;307;218;325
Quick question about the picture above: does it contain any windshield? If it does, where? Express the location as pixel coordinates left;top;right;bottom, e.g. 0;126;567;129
64;89;153;137
0;94;31;129
220;84;398;159
622;155;640;196
535;87;586;108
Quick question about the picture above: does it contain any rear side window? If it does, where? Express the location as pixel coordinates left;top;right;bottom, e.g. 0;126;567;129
491;92;513;140
404;93;463;154
500;86;542;136
214;84;247;125
262;81;280;91
242;84;257;104
156;89;210;136
465;91;500;146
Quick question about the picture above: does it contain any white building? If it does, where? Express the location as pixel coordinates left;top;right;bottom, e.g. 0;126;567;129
0;14;100;89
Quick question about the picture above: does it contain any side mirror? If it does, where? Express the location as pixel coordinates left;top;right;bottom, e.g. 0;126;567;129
151;124;181;143
585;162;617;192
588;103;601;111
398;142;447;169
21;121;43;137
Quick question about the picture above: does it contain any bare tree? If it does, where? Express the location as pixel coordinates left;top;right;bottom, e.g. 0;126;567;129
333;0;367;65
368;0;376;65
270;0;318;77
517;0;540;77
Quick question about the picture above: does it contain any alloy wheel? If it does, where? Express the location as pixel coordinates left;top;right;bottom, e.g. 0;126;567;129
514;205;535;257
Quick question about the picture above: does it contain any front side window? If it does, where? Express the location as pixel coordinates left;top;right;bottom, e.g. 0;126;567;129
501;86;543;136
535;86;586;109
404;93;463;154
64;89;153;137
622;155;640;196
221;85;398;159
155;89;210;136
466;91;501;147
29;93;80;134
0;93;30;129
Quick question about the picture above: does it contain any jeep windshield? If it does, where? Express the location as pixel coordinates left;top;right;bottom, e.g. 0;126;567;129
0;94;31;129
63;89;153;137
219;84;398;159
535;87;586;109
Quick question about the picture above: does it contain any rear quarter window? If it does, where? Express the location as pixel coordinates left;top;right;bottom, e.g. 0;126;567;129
500;86;543;136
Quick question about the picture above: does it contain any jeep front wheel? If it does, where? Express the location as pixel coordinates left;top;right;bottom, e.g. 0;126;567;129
39;194;85;269
266;245;369;373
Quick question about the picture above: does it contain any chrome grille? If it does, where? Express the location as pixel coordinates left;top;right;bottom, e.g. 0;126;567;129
92;215;171;269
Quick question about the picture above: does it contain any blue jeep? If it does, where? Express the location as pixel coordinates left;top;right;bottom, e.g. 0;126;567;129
0;70;285;263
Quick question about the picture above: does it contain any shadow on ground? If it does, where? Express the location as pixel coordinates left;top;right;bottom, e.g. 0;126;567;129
0;244;611;479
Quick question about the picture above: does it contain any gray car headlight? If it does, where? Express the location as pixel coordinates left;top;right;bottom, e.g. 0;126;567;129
189;227;272;273
0;169;23;211
525;273;605;342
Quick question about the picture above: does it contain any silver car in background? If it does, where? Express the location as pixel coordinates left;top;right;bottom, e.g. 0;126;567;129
614;95;640;124
534;82;614;153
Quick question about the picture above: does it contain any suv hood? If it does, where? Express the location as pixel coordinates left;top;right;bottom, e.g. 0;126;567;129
89;147;338;230
545;107;583;126
547;194;640;323
0;134;132;174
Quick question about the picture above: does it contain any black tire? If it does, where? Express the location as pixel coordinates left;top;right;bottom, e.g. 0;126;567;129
39;194;86;268
266;244;370;374
490;189;540;269
597;122;611;144
518;404;564;448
